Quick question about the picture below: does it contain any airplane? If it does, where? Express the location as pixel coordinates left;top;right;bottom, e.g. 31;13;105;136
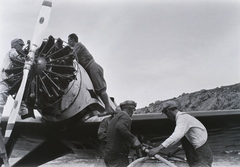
1;0;240;166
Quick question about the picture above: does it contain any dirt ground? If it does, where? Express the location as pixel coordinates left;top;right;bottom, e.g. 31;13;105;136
10;152;240;167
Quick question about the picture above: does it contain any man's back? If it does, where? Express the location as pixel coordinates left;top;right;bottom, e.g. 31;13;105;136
105;111;134;155
0;48;18;81
177;112;207;148
98;116;113;157
73;42;94;69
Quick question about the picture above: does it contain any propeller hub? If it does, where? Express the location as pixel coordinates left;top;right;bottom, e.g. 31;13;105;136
34;57;47;75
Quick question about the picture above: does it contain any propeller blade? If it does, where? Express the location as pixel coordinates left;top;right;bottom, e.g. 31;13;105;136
4;0;53;144
31;0;53;52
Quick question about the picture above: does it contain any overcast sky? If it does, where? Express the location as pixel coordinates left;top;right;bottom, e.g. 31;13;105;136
0;0;240;110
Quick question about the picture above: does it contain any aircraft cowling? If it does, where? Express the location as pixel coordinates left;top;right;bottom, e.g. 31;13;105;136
4;35;105;122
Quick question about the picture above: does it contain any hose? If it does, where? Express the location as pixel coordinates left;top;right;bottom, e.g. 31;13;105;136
127;157;149;167
128;146;177;167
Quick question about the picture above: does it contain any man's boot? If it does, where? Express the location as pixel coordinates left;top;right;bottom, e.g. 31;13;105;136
98;91;116;117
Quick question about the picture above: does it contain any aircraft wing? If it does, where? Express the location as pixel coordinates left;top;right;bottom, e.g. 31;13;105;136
1;114;102;166
1;109;240;166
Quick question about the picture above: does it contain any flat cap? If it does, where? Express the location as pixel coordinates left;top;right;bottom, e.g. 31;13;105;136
161;100;178;113
11;38;24;48
120;100;137;109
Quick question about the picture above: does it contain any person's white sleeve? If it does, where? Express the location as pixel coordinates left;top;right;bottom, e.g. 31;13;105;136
162;116;190;148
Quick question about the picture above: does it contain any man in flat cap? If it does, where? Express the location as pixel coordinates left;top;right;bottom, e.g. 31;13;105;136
0;38;29;118
0;38;30;166
148;100;213;167
104;100;141;167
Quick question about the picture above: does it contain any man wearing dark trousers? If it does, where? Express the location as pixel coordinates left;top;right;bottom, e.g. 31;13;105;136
104;100;141;167
148;100;213;167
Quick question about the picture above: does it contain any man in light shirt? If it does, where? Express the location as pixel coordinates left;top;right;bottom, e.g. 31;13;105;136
148;100;213;167
0;38;29;118
0;38;29;166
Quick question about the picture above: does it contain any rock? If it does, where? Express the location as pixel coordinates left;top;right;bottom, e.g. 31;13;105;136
135;83;240;114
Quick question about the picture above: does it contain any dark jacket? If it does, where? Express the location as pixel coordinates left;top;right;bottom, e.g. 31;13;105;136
105;111;135;155
98;116;113;157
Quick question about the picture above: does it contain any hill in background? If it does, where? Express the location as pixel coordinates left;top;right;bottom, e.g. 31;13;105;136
135;83;240;114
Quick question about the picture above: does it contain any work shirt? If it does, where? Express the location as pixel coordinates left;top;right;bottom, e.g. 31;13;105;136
73;42;106;93
73;42;95;69
162;112;207;149
0;48;28;117
105;111;136;155
0;48;19;82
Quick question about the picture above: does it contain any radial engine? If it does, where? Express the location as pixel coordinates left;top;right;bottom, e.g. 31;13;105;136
4;35;104;122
